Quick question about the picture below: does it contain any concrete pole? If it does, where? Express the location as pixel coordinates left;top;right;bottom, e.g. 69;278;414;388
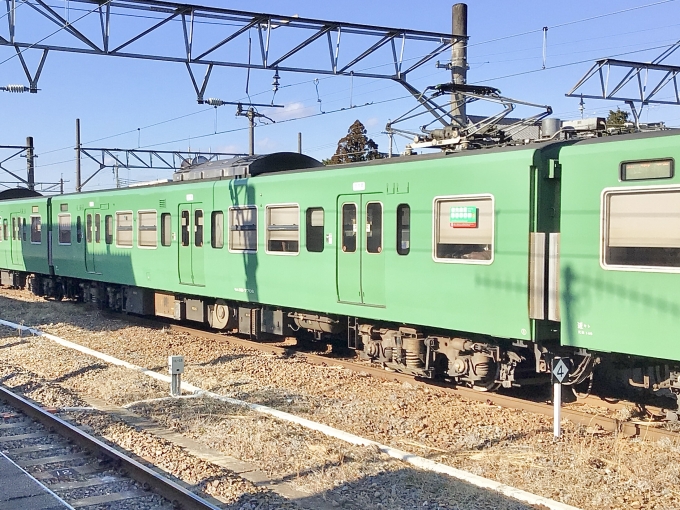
26;136;34;191
451;3;468;126
247;108;255;156
297;132;302;154
75;118;81;192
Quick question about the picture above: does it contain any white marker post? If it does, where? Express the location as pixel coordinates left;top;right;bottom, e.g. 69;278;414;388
551;357;569;438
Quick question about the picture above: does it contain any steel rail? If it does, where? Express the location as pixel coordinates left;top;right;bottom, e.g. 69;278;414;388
166;324;680;444
0;384;221;510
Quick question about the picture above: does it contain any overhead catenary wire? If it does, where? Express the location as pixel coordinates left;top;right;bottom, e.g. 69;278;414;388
7;0;677;174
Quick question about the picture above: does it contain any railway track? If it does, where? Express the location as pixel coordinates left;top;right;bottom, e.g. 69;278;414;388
164;323;680;444
0;384;221;510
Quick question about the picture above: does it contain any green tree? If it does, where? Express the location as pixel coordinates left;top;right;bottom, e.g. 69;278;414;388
606;108;630;127
326;120;382;165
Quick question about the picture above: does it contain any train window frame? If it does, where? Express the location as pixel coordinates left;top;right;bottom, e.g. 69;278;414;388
76;215;82;243
365;201;383;254
601;184;680;273
342;203;358;253
620;158;674;181
180;209;190;247
396;204;410;256
11;217;16;240
94;213;101;243
432;194;495;265
228;205;258;253
30;215;41;244
137;210;158;249
105;215;113;245
2;218;7;241
194;209;204;247
21;218;27;242
161;213;172;247
305;207;324;253
58;214;71;245
265;203;300;255
86;213;93;243
115;211;133;248
211;211;224;249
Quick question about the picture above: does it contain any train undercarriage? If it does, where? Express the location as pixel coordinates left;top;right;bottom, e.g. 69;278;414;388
3;269;680;400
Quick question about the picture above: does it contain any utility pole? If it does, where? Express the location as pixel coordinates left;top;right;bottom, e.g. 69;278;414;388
236;104;276;157
451;3;468;126
247;107;255;156
26;137;35;191
75;118;81;192
297;132;302;154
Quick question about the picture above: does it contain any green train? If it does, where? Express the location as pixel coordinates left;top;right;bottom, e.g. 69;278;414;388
1;130;678;394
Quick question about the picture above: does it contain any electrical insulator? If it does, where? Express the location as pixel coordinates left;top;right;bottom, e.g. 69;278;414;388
1;85;29;93
205;98;226;106
272;70;280;92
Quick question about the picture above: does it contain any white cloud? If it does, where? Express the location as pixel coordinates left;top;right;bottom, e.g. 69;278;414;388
364;117;380;127
269;101;317;122
256;137;279;152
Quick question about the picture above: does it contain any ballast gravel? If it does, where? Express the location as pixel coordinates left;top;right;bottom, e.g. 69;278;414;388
0;288;678;509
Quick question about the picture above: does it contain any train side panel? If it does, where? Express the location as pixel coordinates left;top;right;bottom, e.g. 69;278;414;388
559;131;680;361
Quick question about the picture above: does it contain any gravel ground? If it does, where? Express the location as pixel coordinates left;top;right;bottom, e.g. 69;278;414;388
1;288;679;509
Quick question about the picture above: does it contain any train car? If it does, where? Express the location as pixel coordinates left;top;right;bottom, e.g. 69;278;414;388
0;189;50;288
1;130;680;396
558;130;680;393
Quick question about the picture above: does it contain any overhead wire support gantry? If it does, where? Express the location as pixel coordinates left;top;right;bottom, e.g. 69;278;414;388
78;147;247;189
566;41;680;128
1;0;464;102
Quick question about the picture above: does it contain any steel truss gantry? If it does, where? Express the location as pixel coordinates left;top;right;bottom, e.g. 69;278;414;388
1;0;462;102
78;147;245;188
566;41;680;126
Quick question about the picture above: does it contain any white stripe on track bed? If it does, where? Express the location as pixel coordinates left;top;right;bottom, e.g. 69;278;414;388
0;319;581;510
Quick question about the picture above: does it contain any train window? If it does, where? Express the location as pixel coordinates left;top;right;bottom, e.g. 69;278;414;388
229;206;257;252
266;204;299;254
342;203;357;253
60;203;68;212
138;211;157;248
434;195;494;263
621;159;673;181
86;214;93;243
31;216;41;244
11;218;16;240
116;211;133;247
180;210;190;247
22;218;27;242
2;219;7;240
306;208;324;253
194;210;204;247
604;188;680;269
58;214;71;245
397;204;410;255
366;202;382;254
94;214;101;243
76;216;82;243
161;213;172;246
211;211;224;249
105;215;113;245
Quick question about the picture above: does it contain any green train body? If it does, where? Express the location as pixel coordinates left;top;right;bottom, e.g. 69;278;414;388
1;130;679;393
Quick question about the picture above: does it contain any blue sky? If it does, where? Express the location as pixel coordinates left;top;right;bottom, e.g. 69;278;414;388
1;0;679;191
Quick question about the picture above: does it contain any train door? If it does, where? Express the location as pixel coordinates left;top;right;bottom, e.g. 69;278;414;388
178;203;205;286
84;210;96;274
9;213;21;265
336;194;385;306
